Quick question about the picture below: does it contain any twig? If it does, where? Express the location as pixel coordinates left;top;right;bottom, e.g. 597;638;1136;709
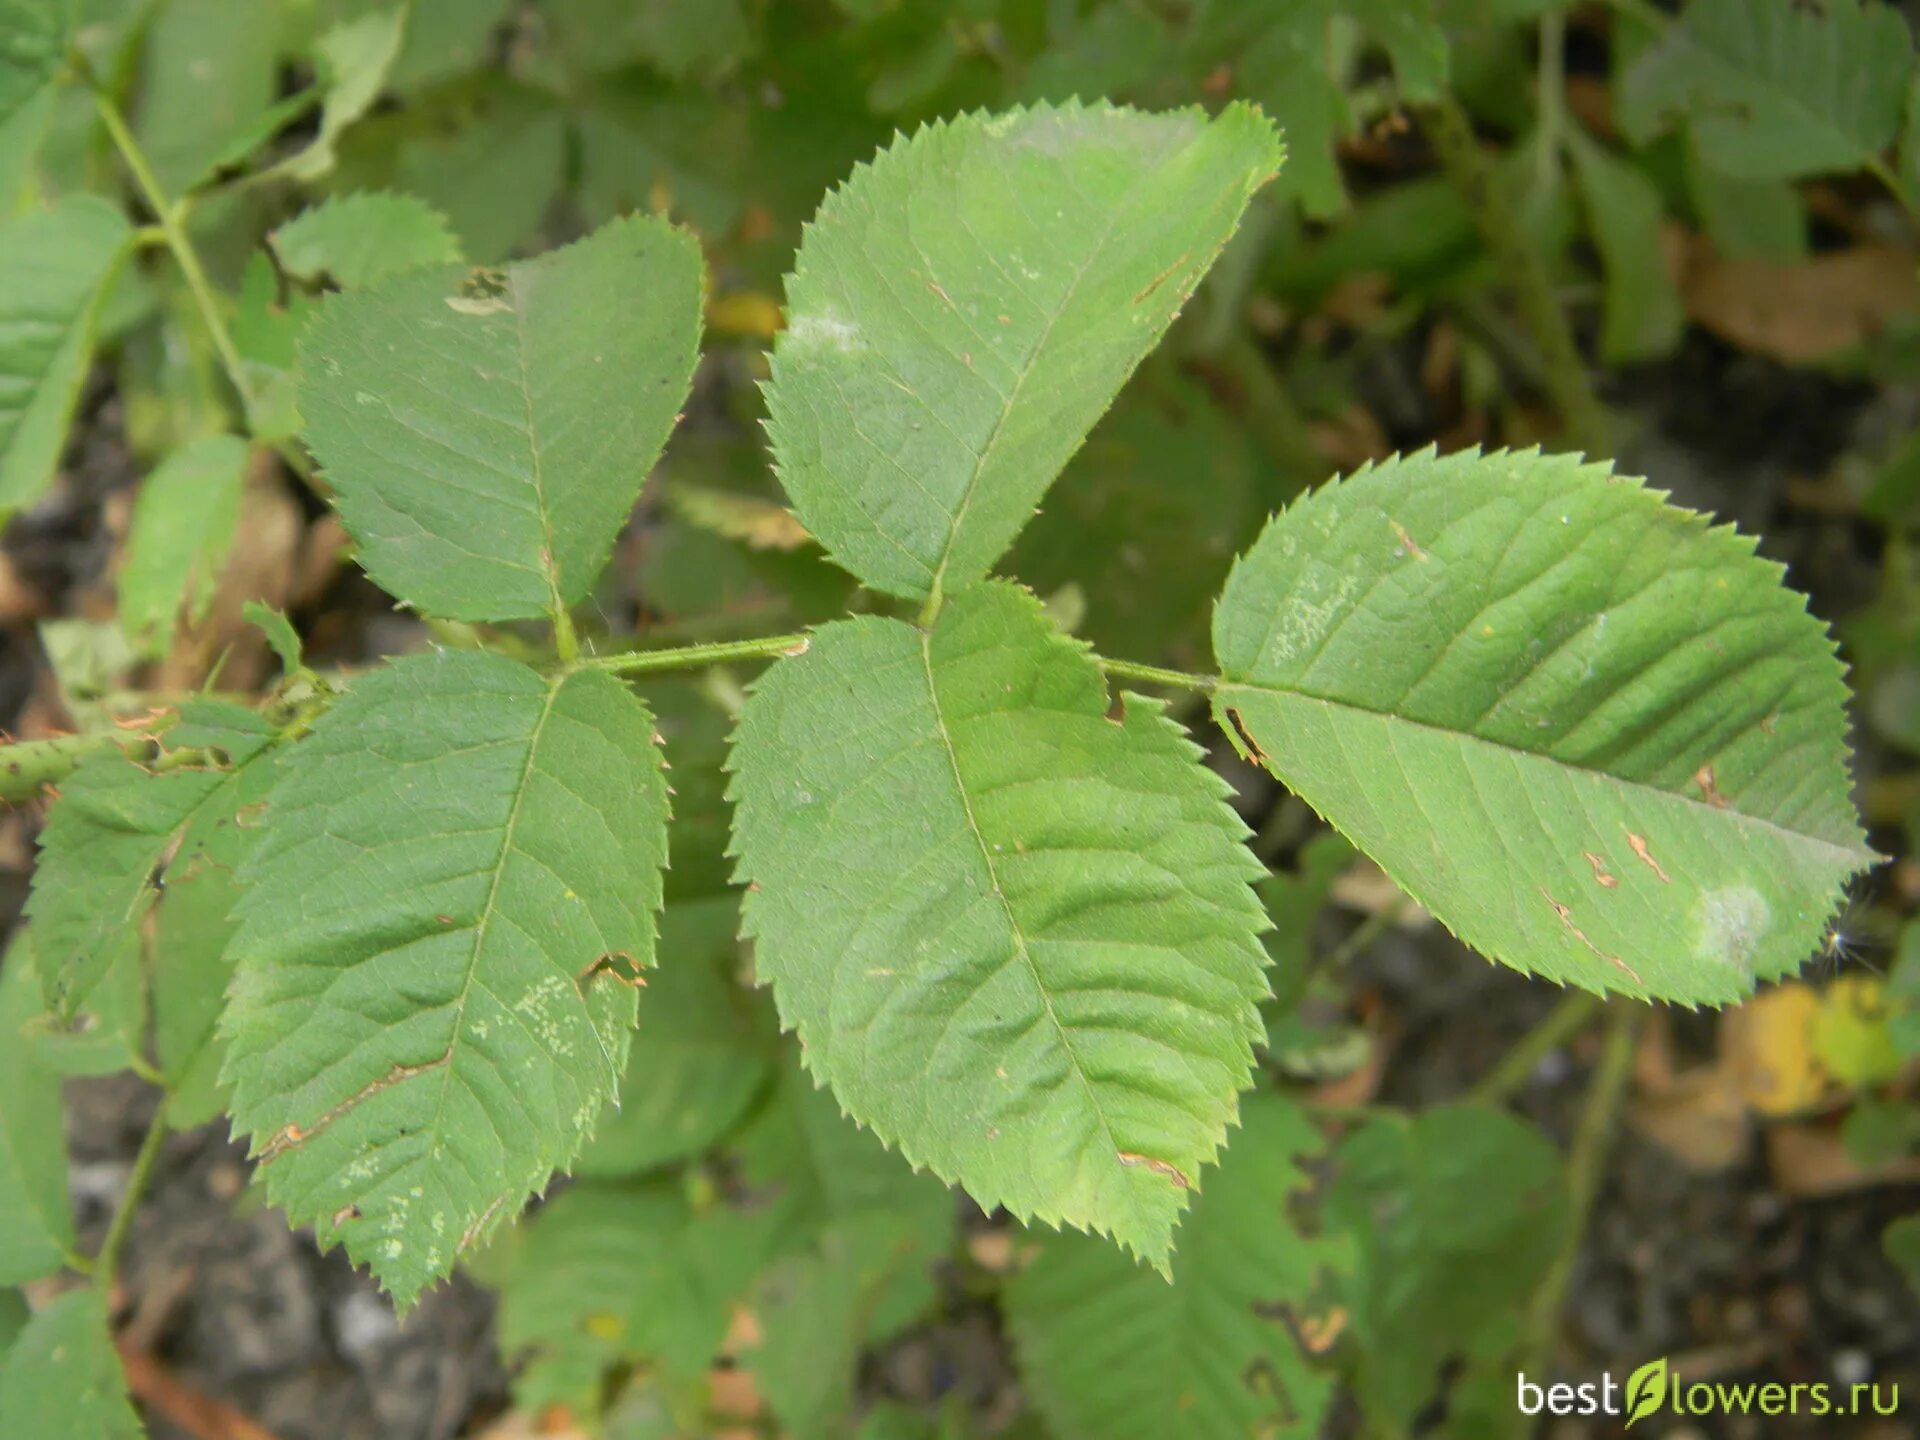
116;1337;283;1440
1512;1004;1642;1426
1467;990;1604;1105
88;81;256;418
94;1095;172;1283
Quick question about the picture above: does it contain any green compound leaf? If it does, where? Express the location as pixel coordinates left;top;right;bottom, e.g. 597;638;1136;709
729;581;1269;1267
222;648;671;1308
0;1289;143;1440
0;196;132;513
118;434;250;658
26;701;278;1018
0;937;73;1284
765;101;1281;602
1617;0;1913;181
298;213;702;623
271;192;464;290
1006;1093;1345;1440
1212;448;1874;1007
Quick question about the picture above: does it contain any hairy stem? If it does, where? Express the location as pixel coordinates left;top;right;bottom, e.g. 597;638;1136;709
1468;990;1605;1106
1512;1004;1641;1415
0;731;162;804
94;1095;172;1283
1419;95;1610;455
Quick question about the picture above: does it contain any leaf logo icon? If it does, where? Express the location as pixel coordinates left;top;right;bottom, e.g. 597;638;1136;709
1624;1357;1669;1428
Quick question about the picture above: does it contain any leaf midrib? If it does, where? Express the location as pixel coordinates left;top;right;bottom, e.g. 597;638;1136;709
922;126;1194;598
505;265;568;621
1218;677;1871;863
916;629;1131;1194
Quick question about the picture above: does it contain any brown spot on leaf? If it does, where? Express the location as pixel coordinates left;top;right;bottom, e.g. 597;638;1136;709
331;1204;362;1227
579;952;647;991
1117;1151;1192;1189
1131;251;1191;306
1584;852;1618;888
1224;707;1268;766
1389;519;1428;561
1541;887;1645;989
1694;763;1730;808
1624;829;1670;883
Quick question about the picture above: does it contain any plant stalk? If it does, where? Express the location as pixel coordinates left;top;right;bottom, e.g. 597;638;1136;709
1468;990;1604;1106
572;633;814;676
0;731;163;804
1512;1004;1641;1423
90;84;258;418
1100;657;1217;693
1418;95;1610;455
94;1095;172;1283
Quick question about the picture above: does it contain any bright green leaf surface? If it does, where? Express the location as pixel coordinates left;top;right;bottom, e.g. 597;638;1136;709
26;700;277;1017
223;649;671;1306
574;897;775;1178
0;1290;142;1440
729;582;1269;1265
0;938;73;1284
1212;448;1873;1006
765;101;1281;601
1006;1093;1345;1440
298;214;702;623
152;707;284;1127
118;434;250;657
0;196;132;512
272;192;463;289
1618;0;1912;181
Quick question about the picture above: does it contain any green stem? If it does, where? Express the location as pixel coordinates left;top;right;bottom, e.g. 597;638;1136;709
0;731;160;804
1319;895;1411;973
1419;95;1610;456
1467;990;1604;1106
1100;657;1217;693
551;607;581;665
1535;10;1568;194
91;84;258;418
94;1095;171;1283
1512;1005;1640;1420
572;633;814;677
